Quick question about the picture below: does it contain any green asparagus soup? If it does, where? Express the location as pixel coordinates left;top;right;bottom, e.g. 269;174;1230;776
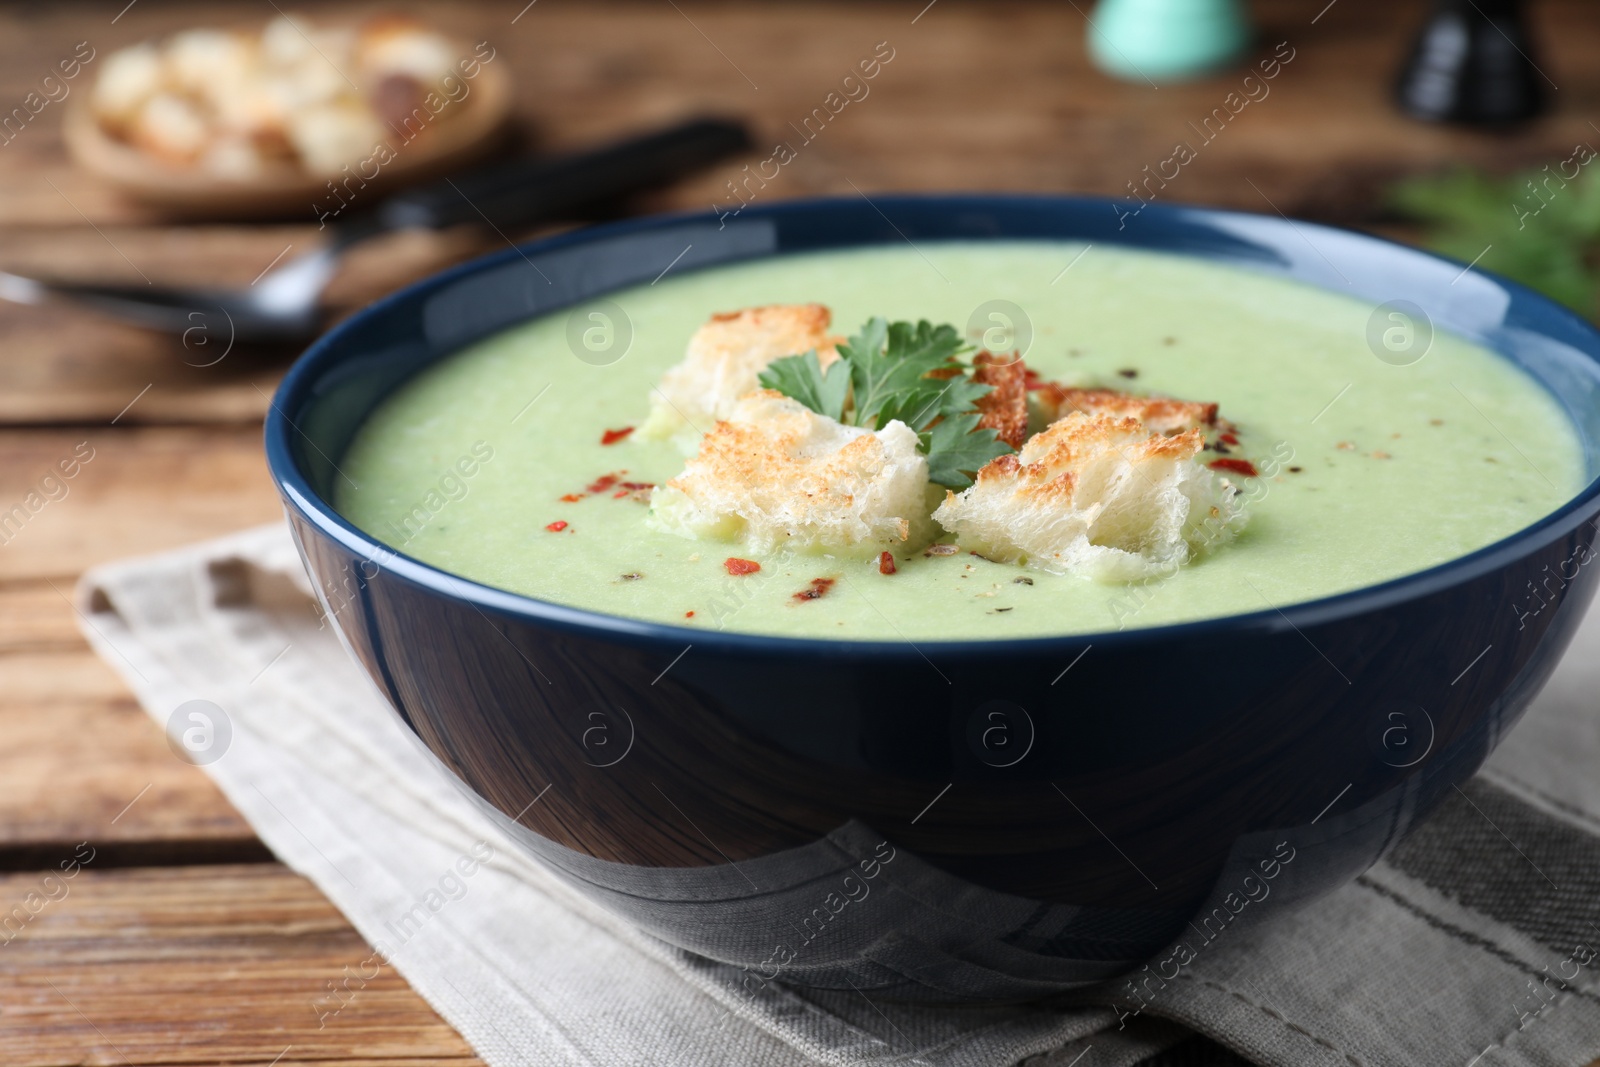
337;242;1584;641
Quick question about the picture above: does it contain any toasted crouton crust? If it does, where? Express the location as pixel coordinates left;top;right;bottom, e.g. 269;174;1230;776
649;390;932;556
933;410;1244;581
972;353;1029;449
641;304;842;440
1032;385;1218;434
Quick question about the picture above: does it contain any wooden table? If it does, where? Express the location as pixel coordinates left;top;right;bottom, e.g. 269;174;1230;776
3;2;1597;1062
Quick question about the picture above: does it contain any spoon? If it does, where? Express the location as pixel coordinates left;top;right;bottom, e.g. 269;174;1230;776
0;117;750;343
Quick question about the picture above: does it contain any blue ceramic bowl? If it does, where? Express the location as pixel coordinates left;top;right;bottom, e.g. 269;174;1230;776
267;196;1600;1002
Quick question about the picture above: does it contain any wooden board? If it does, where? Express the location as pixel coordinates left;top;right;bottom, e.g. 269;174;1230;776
0;428;276;854
1;0;1597;228
0;226;499;426
0;427;281;582
0;864;480;1066
2;0;1599;426
0;425;468;1056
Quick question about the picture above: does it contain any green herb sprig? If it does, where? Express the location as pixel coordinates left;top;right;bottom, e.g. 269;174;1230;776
1388;163;1600;316
757;316;1012;489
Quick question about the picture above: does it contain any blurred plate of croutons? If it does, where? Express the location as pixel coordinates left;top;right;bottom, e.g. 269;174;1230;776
64;12;512;218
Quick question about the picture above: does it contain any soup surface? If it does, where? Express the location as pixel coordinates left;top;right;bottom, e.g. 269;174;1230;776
337;242;1585;641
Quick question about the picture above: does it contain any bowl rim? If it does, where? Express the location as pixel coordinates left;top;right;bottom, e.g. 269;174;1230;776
267;192;1600;660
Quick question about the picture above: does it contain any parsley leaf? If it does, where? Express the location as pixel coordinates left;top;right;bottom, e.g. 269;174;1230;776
921;413;1012;490
757;314;1016;488
1389;163;1600;316
757;348;848;422
847;318;969;429
876;372;991;434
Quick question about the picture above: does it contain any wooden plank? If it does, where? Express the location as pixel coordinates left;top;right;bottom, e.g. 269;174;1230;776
3;1;1598;425
0;226;498;427
0;863;482;1066
0;641;257;856
0;579;80;652
0;574;260;853
0;426;281;581
0;0;1595;227
0;863;1595;1066
0;427;276;850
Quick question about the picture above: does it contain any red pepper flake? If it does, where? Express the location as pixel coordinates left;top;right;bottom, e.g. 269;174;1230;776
1023;367;1047;391
793;577;836;602
1208;458;1259;477
619;481;655;491
600;427;635;446
612;490;630;498
725;557;761;576
685;610;695;618
545;520;569;532
559;493;583;502
879;552;897;575
587;473;620;493
1219;431;1240;446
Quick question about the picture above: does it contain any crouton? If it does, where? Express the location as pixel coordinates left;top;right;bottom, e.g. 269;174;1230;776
649;389;932;557
92;44;164;132
131;94;211;164
354;16;458;84
166;29;253;95
1031;385;1217;435
932;411;1244;581
285;101;386;174
972;352;1029;449
640;304;841;440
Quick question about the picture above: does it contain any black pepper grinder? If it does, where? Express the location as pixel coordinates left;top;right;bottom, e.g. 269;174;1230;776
1395;0;1547;125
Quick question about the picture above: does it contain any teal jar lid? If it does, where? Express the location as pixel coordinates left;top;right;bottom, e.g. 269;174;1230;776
1088;0;1251;82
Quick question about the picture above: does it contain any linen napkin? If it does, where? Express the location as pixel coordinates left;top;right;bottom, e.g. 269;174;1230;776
77;524;1600;1067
